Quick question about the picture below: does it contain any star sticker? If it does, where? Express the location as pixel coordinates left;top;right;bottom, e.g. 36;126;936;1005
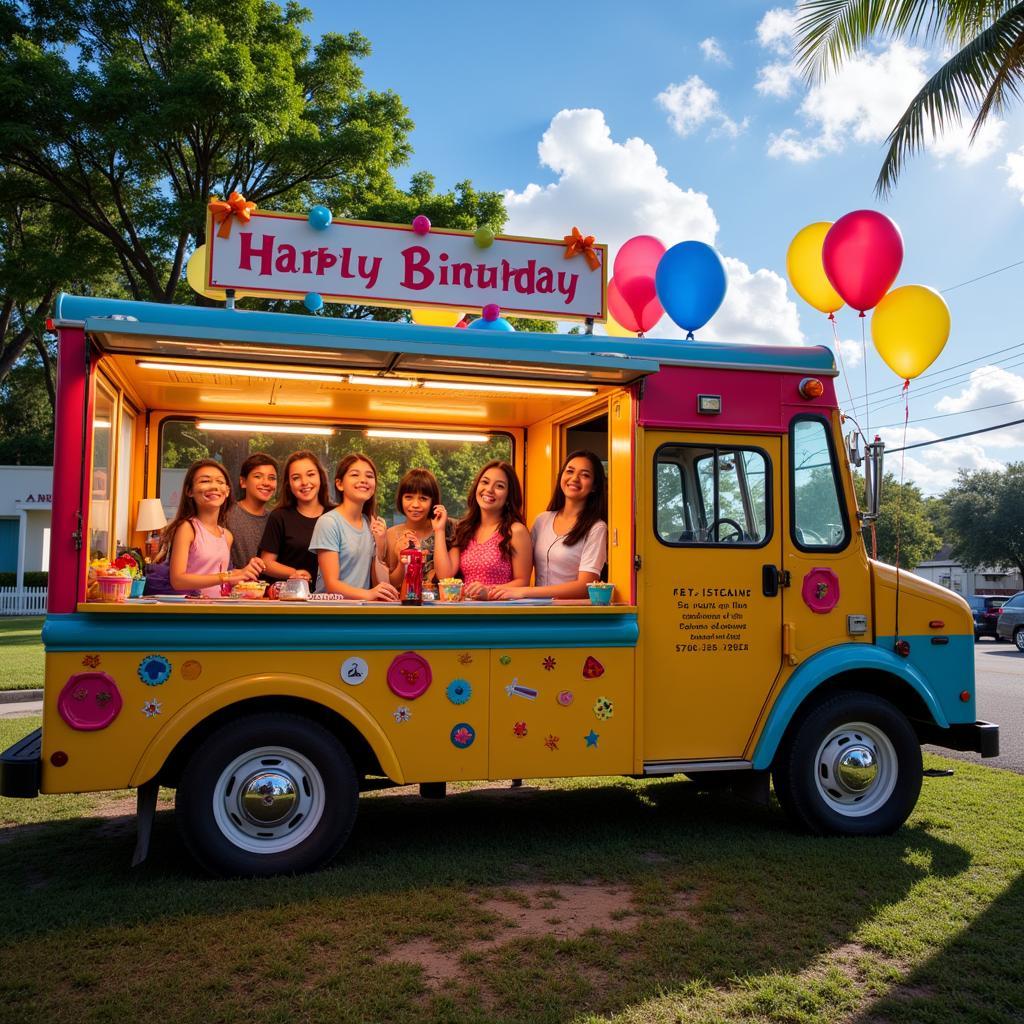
584;730;599;748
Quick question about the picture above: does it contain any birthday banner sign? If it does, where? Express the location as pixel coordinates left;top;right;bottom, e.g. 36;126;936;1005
202;205;607;322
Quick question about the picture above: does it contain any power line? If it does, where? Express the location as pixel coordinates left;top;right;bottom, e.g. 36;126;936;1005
941;258;1024;295
885;416;1024;453
876;397;1024;429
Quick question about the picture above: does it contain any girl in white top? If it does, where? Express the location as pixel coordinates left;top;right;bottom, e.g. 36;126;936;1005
489;450;607;600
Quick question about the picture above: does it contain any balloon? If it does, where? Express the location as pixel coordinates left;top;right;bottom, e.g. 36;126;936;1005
412;214;431;235
871;285;950;379
607;276;663;334
786;222;843;315
308;205;332;231
468;315;514;331
185;245;227;300
474;226;495;249
822;210;903;312
481;303;501;321
304;292;323;312
410;306;464;327
654;241;727;336
604;313;636;338
614;235;666;286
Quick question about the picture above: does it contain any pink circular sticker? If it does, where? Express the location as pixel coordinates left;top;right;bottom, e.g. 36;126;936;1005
386;652;432;700
57;672;123;731
801;567;841;613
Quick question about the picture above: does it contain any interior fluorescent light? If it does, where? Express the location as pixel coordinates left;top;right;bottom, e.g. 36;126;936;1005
197;421;334;436
93;419;112;428
365;428;491;443
422;380;596;397
138;360;345;383
347;374;415;388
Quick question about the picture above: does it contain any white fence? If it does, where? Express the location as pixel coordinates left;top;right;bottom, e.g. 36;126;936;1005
0;587;47;616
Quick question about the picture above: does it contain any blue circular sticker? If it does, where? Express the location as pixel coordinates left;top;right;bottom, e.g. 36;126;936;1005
450;723;476;749
446;679;472;705
138;655;171;687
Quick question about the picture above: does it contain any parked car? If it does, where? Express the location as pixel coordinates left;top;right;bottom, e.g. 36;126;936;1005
995;591;1024;651
967;595;1007;641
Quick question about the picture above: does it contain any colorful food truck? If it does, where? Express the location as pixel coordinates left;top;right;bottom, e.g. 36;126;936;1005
0;213;998;877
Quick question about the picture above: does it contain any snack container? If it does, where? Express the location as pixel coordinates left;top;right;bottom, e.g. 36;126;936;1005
97;574;132;603
438;578;463;603
587;582;614;606
278;578;311;601
232;581;268;600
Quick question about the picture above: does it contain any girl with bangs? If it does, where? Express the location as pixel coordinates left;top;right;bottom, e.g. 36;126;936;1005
260;450;332;583
384;467;452;588
432;460;532;600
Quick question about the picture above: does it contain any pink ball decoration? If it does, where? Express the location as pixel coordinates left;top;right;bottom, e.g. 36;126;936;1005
482;303;501;322
412;215;431;235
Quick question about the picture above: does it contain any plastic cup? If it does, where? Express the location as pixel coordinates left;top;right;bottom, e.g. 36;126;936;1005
438;579;463;603
97;575;132;603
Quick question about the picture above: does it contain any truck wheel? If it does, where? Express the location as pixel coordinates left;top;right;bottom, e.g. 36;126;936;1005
1015;628;1024;653
176;712;358;877
773;692;922;836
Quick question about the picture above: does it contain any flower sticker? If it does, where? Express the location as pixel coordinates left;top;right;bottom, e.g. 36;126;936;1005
457;652;473;665
542;656;556;671
593;696;614;721
446;679;472;705
451;723;476;749
544;734;560;751
393;706;412;724
142;699;162;718
513;720;528;737
499;655;512;666
82;654;100;669
138;655;171;687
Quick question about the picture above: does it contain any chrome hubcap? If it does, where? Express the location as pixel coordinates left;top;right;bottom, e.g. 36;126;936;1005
814;721;897;817
835;745;877;794
239;771;298;826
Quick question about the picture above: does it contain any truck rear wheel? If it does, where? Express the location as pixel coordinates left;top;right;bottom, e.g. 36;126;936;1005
176;712;358;877
773;691;922;836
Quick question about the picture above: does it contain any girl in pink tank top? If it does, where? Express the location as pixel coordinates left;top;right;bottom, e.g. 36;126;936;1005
432;460;533;598
161;459;265;597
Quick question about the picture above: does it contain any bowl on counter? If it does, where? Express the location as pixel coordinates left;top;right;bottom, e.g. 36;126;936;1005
278;578;311;601
232;581;268;600
587;582;614;605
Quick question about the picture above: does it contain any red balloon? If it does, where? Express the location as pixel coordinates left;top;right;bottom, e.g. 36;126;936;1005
614;235;666;286
822;210;904;312
608;276;663;334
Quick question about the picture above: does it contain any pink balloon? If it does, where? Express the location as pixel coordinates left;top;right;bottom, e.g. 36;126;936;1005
822;211;904;312
614;235;666;286
608;276;663;334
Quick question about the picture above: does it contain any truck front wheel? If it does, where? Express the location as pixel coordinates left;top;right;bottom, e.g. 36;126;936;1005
773;691;922;836
176;712;358;877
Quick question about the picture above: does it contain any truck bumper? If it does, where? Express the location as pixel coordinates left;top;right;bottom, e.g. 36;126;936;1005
918;719;1000;758
0;727;41;797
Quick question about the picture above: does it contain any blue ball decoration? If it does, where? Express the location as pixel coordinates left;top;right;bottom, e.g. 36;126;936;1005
304;292;324;313
467;316;514;331
654;241;728;338
308;205;333;231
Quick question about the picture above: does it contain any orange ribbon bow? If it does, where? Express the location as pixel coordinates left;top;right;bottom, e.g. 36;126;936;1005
209;192;257;239
563;226;601;271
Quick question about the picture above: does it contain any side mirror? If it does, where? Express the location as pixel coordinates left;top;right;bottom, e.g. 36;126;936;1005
862;438;884;521
846;430;862;468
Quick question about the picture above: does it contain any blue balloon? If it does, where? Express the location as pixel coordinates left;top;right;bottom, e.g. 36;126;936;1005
304;292;324;313
308;205;332;231
467;316;514;331
655;241;727;337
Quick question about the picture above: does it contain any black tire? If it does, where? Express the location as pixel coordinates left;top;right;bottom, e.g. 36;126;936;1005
1015;628;1024;653
176;712;358;877
772;691;922;836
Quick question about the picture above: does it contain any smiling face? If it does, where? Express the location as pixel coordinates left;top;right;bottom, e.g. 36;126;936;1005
187;466;230;512
241;463;278;504
475;467;509;512
401;490;432;524
560;456;596;502
338;459;376;504
288;458;322;505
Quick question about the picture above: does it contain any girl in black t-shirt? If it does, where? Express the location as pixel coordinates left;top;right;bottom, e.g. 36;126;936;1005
259;451;332;582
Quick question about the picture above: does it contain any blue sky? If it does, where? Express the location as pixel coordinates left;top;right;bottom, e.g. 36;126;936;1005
305;0;1024;494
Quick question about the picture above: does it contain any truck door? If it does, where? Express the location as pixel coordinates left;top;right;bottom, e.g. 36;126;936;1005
641;431;784;763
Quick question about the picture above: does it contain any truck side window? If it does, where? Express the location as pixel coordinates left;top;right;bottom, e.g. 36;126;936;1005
655;444;770;547
791;418;848;549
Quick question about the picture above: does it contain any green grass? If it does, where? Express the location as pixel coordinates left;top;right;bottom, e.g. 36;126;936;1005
0;617;44;690
1;713;1022;1024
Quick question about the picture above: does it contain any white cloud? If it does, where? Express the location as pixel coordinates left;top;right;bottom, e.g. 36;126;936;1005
656;77;748;139
502;109;802;345
757;61;801;99
1003;145;1024;203
700;37;730;65
835;338;864;369
929;115;1007;166
757;7;797;55
936;366;1024;415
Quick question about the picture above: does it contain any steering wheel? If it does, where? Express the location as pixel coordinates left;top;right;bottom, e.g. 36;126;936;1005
709;517;743;543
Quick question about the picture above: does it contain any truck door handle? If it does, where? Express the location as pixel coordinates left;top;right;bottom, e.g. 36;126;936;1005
762;565;790;597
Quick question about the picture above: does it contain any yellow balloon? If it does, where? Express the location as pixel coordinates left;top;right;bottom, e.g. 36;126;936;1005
185;245;228;300
410;306;463;327
871;285;951;379
786;222;843;315
604;313;635;338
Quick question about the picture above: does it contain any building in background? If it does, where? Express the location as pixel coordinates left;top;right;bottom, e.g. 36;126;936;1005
0;466;53;587
914;545;1022;597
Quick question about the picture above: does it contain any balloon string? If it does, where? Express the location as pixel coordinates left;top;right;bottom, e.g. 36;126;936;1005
893;379;910;647
860;313;870;439
685;331;694;340
829;313;858;421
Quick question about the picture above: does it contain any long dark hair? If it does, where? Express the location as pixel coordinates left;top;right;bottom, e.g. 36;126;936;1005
279;450;331;511
158;459;232;558
453;460;525;562
547;450;607;547
334;452;379;521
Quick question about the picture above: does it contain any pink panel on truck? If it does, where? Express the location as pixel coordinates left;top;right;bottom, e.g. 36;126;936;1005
638;366;837;432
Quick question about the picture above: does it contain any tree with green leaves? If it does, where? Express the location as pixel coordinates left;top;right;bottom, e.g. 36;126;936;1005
855;471;941;567
943;462;1024;578
794;1;1024;193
